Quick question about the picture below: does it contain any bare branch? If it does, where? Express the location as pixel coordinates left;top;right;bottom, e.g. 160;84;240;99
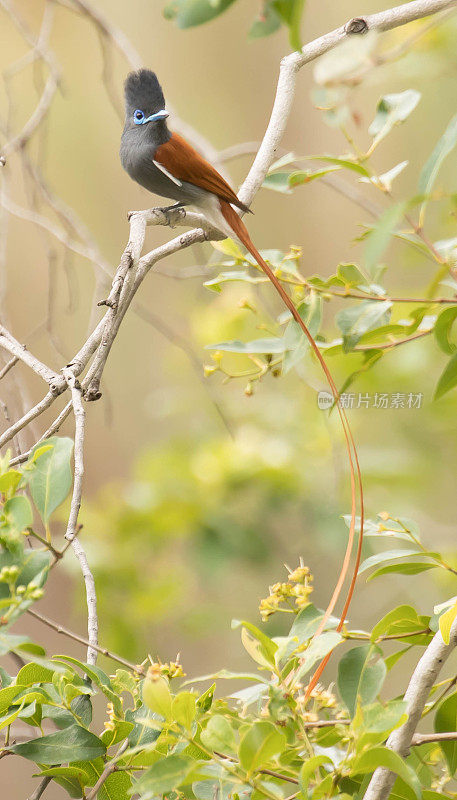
63;370;85;541
412;731;457;745
239;0;457;206
26;607;145;674
27;776;52;800
9;401;73;466
0;355;18;380
0;391;56;450
0;326;60;386
61;368;99;665
67;537;98;665
363;616;457;800
85;741;128;800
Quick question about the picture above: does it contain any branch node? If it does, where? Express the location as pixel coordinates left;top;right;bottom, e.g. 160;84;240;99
97;298;117;309
84;384;102;402
345;17;369;34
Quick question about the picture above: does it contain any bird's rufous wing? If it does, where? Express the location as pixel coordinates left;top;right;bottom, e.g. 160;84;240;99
154;133;250;213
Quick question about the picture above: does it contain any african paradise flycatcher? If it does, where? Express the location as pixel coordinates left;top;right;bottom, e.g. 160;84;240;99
120;69;363;694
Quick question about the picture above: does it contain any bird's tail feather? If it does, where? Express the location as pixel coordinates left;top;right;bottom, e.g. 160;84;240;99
219;199;364;698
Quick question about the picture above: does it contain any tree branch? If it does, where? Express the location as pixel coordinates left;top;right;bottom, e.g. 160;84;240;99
85;741;128;800
363;615;457;800
26;606;146;674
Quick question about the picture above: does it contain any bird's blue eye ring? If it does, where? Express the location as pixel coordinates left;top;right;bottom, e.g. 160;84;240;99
134;109;145;124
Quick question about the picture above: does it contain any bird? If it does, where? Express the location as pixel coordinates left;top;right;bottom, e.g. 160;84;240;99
119;70;336;372
120;69;363;693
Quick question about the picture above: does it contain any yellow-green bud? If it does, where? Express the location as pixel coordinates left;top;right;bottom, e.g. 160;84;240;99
143;670;172;721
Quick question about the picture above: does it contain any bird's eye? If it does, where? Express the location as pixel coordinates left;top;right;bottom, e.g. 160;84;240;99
134;109;145;124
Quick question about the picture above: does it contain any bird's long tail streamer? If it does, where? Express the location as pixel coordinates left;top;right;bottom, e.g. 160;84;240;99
220;201;364;697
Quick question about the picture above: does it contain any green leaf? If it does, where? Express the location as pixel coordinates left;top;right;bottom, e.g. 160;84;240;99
10;724;106;764
28;437;74;524
172;691;197;730
435;693;457;774
337;263;369;287
3;495;33;534
359;549;423;575
337;301;392;351
204;270;264;292
238;721;286;774
142;674;172;721
371;605;430;643
369;91;421;147
233;620;278;668
163;0;237;28
358;700;408;734
367;562;438;581
337;645;386;717
211;238;245;259
295;631;342;681
360;161;408;192
54;656;122;715
289;604;339;643
201;714;237;753
272;0;306;51
306;155;370;176
0;469;22;495
365;204;407;276
16;662;55;686
73;758;131;800
384;646;412;672
133;754;193;795
0;549;50;601
126;705;161;748
205;338;287;354
435;351;457;399
0;700;26;731
418;113;457;206
299;755;332;793
283;293;323;370
0;684;26;714
197;683;215;712
352;746;421;798
35;766;89;799
289;166;341;187
101;720;134;748
438;599;457;645
0;631;30;655
249;5;281;38
263;172;294;193
435;307;457;355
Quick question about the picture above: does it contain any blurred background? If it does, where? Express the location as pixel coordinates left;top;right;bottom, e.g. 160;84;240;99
1;0;457;794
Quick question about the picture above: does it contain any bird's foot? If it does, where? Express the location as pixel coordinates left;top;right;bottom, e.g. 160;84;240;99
161;203;186;227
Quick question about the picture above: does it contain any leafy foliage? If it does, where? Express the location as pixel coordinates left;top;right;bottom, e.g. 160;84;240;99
163;0;307;50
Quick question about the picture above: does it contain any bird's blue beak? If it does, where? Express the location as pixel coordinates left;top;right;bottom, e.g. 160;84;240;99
142;110;169;124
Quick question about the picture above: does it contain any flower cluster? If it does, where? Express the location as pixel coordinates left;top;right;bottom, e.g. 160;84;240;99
259;562;313;621
147;658;185;679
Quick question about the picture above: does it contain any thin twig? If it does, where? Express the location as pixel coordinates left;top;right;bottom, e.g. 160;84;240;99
28;776;52;800
26;607;145;674
62;368;99;665
0;355;18;380
85;740;129;800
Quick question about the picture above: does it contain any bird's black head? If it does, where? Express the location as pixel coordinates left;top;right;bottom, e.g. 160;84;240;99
123;69;169;129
